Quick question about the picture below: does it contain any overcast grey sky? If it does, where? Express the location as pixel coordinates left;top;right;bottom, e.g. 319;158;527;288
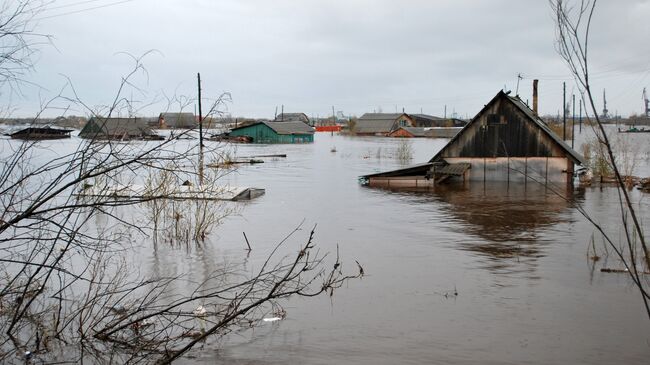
7;0;650;118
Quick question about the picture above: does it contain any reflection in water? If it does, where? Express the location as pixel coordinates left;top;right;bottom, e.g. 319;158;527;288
368;182;585;275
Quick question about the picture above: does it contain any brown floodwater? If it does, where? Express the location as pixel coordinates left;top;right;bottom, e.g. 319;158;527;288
3;127;649;364
138;130;649;364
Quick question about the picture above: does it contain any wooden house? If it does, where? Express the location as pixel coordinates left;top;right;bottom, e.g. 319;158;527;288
354;113;414;135
10;126;73;140
158;112;197;129
389;127;427;138
228;121;314;143
409;114;467;128
79;117;162;140
274;112;310;124
361;91;585;187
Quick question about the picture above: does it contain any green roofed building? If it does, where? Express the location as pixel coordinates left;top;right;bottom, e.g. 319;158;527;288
228;121;314;143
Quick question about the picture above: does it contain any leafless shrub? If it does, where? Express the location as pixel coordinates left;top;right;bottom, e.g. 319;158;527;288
0;49;361;364
551;0;649;319
395;138;414;163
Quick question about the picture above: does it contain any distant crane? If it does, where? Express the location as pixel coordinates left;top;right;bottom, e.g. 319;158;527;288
643;87;650;118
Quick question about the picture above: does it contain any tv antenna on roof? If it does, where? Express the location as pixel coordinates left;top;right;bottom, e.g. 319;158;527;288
515;73;523;95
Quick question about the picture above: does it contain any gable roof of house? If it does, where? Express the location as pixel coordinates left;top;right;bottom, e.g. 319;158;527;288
430;90;585;165
79;117;156;138
274;112;309;123
10;126;73;136
231;121;314;135
395;126;428;137
159;112;196;127
356;113;409;134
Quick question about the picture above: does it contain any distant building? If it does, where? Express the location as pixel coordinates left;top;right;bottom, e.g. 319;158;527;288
354;113;414;135
10;126;73;140
274;112;310;124
361;90;585;187
79;117;162;140
158;112;197;129
410;114;467;128
228;121;314;143
388;127;428;138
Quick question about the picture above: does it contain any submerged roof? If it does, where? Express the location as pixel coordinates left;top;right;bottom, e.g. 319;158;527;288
356;113;408;134
430;90;586;165
231;121;314;135
274;112;309;123
80;117;156;137
10;126;73;136
393;126;428;137
159;112;196;127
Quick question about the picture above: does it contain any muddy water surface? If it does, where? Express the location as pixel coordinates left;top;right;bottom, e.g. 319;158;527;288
139;131;650;365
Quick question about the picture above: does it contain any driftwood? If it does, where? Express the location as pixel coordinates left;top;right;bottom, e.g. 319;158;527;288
601;268;650;274
208;159;264;168
238;154;287;159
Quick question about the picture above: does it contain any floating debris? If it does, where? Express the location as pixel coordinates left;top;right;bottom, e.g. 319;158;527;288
193;305;207;317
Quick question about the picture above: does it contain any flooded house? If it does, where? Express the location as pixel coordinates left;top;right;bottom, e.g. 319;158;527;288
388;126;428;138
362;90;586;188
158;112;197;129
9;126;73;140
354;113;415;135
410;114;467;128
274;112;310;124
79;117;163;140
228;121;314;143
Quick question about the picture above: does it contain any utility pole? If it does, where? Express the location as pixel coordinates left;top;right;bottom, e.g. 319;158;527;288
197;72;204;185
281;105;284;121
579;99;582;132
444;105;447;119
332;105;335;125
197;73;203;148
562;82;566;140
571;94;575;149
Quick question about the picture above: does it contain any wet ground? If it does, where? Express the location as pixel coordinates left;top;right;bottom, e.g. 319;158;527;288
142;130;650;364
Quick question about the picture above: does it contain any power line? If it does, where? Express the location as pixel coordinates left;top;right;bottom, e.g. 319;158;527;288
45;0;124;12
36;0;138;20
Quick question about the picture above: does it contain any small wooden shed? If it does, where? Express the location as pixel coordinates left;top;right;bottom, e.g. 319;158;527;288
228;121;314;143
